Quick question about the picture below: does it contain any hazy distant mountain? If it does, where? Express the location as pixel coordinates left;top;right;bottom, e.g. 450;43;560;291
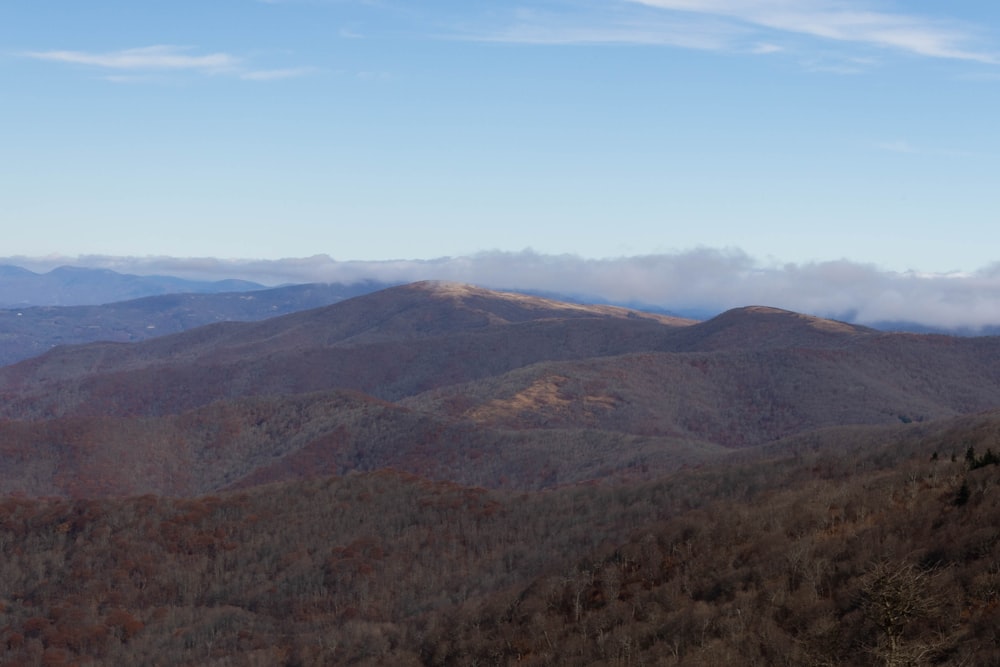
0;264;264;307
865;319;1000;336
0;280;394;366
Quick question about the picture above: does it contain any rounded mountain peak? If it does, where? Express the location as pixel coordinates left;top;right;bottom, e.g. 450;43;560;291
667;305;874;352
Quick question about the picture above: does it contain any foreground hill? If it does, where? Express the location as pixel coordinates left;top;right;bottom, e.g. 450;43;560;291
0;414;997;665
0;390;724;497
0;281;392;367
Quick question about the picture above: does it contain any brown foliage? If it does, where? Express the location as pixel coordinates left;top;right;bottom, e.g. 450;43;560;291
2;284;1000;664
0;430;997;664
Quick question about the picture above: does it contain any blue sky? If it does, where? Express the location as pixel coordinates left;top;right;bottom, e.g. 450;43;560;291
3;0;1000;274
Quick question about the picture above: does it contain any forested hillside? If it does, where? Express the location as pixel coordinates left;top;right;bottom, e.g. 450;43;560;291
1;283;999;497
1;417;998;665
2;282;999;665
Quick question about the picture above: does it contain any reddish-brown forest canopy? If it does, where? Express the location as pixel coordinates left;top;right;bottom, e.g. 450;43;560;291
1;281;999;665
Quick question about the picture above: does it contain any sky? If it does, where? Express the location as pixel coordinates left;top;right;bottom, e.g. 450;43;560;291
3;1;1000;325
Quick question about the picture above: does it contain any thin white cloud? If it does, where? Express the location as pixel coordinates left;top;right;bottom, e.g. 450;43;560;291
874;140;981;159
22;45;314;82
442;1;997;68
339;27;365;39
630;0;999;63
473;17;740;50
355;70;391;80
240;67;315;80
23;45;240;72
10;250;1000;331
750;42;783;54
103;74;163;85
456;7;746;50
800;54;874;74
876;139;917;154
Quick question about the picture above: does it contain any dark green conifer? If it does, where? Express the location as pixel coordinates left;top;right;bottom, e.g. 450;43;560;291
954;480;970;507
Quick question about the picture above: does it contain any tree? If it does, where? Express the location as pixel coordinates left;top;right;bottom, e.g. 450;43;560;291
861;561;939;666
954;480;970;507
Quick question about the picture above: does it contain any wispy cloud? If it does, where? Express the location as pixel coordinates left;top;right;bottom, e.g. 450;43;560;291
443;1;998;68
454;6;747;50
471;16;741;50
630;0;999;63
22;45;314;82
23;45;240;72
240;67;315;81
799;54;874;74
750;42;783;54
10;250;1000;331
355;70;391;80
339;27;365;39
874;139;981;159
876;139;918;154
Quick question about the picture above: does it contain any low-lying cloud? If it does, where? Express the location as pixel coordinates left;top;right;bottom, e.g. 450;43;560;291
6;250;1000;331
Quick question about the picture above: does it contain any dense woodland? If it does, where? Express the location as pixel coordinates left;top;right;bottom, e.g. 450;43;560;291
1;419;999;665
1;282;1000;665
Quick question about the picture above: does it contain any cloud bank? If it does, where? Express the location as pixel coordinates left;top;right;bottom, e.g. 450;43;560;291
7;251;1000;331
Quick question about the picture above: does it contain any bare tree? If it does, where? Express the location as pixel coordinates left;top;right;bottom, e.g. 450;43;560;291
861;561;941;667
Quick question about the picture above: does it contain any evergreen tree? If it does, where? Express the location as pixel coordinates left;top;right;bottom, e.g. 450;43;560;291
954;480;970;507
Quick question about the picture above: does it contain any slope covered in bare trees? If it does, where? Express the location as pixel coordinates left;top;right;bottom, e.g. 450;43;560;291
2;281;1000;665
1;414;999;665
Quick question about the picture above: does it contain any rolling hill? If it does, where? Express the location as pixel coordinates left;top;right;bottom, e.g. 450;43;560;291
0;282;693;419
0;281;998;497
2;280;1000;665
0;264;263;308
0;389;725;497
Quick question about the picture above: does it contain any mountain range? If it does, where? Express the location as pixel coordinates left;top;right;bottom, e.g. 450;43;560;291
2;279;1000;664
0;264;269;308
1;280;999;497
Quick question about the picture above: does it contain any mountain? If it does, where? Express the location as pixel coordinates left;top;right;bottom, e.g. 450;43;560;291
404;318;1000;446
0;264;264;307
0;280;393;367
1;281;999;497
2;280;1000;665
661;304;876;351
0;281;693;419
2;286;996;434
